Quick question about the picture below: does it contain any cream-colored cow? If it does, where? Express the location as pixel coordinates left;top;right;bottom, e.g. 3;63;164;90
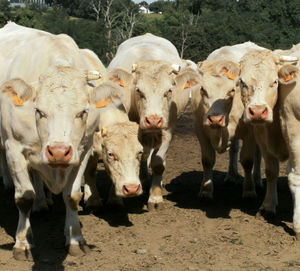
0;23;123;260
239;49;298;219
192;42;265;199
107;33;201;209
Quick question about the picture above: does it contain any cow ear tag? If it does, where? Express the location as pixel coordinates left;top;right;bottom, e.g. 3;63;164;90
283;72;296;82
13;93;24;106
221;67;236;80
184;81;191;89
96;99;108;108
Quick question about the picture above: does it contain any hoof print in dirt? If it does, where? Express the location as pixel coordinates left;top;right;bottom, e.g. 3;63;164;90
13;247;34;262
68;243;90;257
147;202;164;211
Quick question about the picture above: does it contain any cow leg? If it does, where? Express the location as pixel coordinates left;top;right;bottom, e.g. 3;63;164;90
224;139;239;183
31;171;49;213
64;152;90;256
240;138;257;198
253;144;262;187
5;146;35;261
0;149;13;189
148;132;171;210
83;154;103;209
198;136;215;199
140;147;151;185
259;152;278;215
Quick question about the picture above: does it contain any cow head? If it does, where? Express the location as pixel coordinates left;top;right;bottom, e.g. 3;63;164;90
3;66;123;168
240;50;298;124
108;60;201;131
96;122;143;197
197;60;240;128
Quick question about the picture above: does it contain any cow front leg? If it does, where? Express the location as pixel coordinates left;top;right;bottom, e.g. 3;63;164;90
0;148;13;189
198;138;215;199
63;185;89;256
240;138;257;198
31;171;49;213
259;153;278;215
253;144;262;187
148;133;171;210
84;154;103;209
224;139;239;183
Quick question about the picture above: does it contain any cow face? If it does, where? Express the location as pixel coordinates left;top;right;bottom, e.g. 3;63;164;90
240;50;281;124
3;66;123;168
98;122;143;197
108;61;200;131
197;60;239;128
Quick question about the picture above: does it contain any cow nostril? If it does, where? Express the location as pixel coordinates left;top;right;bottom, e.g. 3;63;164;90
248;107;254;116
65;147;71;156
46;146;53;157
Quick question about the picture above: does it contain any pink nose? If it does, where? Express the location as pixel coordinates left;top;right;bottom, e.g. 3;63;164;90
207;115;225;127
122;184;141;197
45;145;73;164
248;106;268;121
144;115;163;128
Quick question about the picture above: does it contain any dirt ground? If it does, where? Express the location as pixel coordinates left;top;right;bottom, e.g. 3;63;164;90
0;108;300;271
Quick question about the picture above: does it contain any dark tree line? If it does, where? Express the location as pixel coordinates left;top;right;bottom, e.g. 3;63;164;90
0;0;299;65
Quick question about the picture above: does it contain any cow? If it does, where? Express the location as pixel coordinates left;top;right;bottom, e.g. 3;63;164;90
239;49;298;221
107;33;201;209
0;22;123;260
192;42;265;199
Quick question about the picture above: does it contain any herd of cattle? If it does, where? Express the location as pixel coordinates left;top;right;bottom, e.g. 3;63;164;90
0;21;299;261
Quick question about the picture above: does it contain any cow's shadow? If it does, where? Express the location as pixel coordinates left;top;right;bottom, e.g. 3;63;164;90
165;170;294;236
0;182;68;270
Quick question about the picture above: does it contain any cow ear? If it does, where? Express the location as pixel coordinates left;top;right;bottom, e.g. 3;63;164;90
216;61;239;80
175;68;201;90
1;78;35;106
278;64;299;85
90;81;124;109
107;69;133;88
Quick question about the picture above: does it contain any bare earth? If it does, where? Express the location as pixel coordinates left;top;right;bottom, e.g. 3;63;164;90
0;107;299;271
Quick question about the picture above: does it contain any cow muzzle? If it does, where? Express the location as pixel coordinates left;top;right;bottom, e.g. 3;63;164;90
207;115;225;128
45;144;73;166
247;105;269;122
144;115;164;129
121;184;142;197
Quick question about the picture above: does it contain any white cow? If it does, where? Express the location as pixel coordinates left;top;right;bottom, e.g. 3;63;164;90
107;33;201;209
192;42;265;199
0;22;123;260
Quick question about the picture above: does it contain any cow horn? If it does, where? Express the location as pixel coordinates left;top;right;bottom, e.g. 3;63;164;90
132;64;138;72
171;64;181;73
86;70;101;81
279;55;299;62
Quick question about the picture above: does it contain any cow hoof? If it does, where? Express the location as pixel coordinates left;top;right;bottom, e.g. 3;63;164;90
13;247;34;261
147;202;164;211
68;243;90;256
242;190;257;199
256;208;276;220
295;232;300;241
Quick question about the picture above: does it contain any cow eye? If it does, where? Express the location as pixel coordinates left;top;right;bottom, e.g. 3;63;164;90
164;89;172;97
227;89;235;97
200;87;208;97
136;88;145;99
270;80;278;87
240;79;248;89
107;151;116;160
35;108;46;119
76;109;88;119
137;151;143;160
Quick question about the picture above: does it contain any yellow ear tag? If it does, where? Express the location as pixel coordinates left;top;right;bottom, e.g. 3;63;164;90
184;81;191;89
96;99;108;108
225;71;237;80
13;93;24;106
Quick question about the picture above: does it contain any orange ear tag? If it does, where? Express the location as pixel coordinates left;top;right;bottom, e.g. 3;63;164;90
184;81;191;89
225;71;236;80
96;99;108;108
118;79;125;87
284;73;292;82
13;93;24;106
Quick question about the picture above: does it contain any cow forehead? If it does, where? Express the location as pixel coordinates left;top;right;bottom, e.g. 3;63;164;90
202;73;235;96
36;66;89;109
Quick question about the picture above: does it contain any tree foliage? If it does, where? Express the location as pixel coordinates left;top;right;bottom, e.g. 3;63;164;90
0;0;299;63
